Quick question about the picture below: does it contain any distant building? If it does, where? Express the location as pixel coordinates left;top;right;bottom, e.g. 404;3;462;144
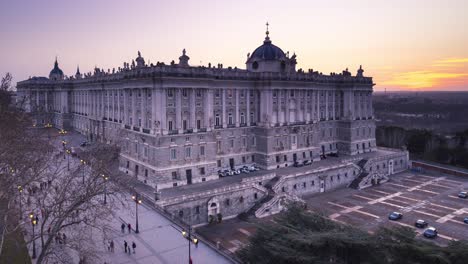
17;28;408;225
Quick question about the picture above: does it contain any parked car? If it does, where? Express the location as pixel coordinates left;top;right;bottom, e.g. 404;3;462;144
233;169;241;175
247;165;259;172
80;141;88;147
423;227;438;238
415;219;428;228
293;161;303;167
303;160;312;166
388;212;403;221
458;191;467;198
463;217;468;224
240;167;250;173
218;170;226;177
328;152;339;157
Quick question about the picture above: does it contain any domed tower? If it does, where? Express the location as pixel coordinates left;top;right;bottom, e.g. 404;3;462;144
49;57;64;80
246;23;296;73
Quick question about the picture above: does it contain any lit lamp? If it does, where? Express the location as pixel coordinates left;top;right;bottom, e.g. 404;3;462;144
131;194;142;233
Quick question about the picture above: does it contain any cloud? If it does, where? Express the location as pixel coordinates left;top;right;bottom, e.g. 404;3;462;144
380;57;468;89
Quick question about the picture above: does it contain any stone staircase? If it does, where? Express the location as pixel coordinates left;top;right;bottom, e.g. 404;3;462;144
244;176;279;217
348;171;369;189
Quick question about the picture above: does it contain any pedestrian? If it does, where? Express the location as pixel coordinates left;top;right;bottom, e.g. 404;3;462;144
107;240;111;251
124;240;128;253
127;223;131;233
62;233;67;244
132;241;136;254
110;240;114;253
47;226;51;234
121;223;125;233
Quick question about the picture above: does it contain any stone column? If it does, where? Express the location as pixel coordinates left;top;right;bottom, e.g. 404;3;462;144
246;89;251;126
325;90;329;121
142;88;147;129
332;91;336;120
204;88;213;131
176;88;182;133
222;89;226;128
369;92;373;118
235;89;240;127
317;90;321;121
190;88;196;131
117;90;121;122
132;89;137;127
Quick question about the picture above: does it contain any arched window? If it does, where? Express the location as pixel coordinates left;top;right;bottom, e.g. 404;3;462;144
252;61;259;69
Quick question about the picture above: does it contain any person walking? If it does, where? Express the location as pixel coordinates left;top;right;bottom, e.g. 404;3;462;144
62;233;67;244
121;223;125;233
124;240;128;253
132;241;136;254
110;240;114;253
127;223;131;233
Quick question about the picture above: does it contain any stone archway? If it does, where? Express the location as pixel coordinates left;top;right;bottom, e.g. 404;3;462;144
207;198;220;218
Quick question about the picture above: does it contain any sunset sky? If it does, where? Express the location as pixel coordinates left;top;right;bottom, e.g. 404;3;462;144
1;0;467;91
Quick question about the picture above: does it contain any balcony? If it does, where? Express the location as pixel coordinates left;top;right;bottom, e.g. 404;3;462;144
168;130;179;135
124;125;131;129
198;128;207;132
142;128;150;134
214;125;222;129
133;126;140;132
240;123;247;127
184;129;193;134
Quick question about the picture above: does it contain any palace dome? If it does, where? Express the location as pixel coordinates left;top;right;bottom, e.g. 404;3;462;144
49;58;64;80
248;37;286;62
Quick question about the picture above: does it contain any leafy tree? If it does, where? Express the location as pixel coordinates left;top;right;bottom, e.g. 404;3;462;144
238;206;467;264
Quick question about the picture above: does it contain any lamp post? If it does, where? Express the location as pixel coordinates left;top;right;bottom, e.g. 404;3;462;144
80;159;86;183
131;194;142;233
17;185;23;219
101;174;109;204
66;149;71;171
182;227;199;264
29;213;39;259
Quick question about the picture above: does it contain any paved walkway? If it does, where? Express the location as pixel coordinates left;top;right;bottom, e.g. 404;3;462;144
100;198;230;264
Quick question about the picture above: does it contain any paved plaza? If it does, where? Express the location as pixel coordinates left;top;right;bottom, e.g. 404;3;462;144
99;198;231;264
305;171;468;245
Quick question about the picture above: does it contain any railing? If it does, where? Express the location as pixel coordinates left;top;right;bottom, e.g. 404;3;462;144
168;130;178;135
132;126;140;132
142;128;150;134
124;125;131;129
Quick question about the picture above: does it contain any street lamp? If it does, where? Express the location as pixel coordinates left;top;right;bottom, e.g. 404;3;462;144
131;194;142;233
101;174;109;204
80;159;86;183
181;227;199;264
66;149;71;171
17;185;23;219
30;213;39;259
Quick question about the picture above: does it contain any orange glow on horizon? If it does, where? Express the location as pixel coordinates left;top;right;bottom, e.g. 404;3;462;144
378;57;468;90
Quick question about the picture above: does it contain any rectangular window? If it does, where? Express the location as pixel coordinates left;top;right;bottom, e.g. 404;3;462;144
199;167;205;175
170;149;176;160
172;171;177;180
168;121;173;131
251;155;255;162
311;180;315;186
217;160;221;167
200;146;205;156
182;89;188;97
185;147;191;158
168;89;173;97
230;139;234;148
183;120;187;130
197;119;201;129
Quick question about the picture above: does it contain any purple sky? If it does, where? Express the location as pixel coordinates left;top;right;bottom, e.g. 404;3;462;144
1;0;467;90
